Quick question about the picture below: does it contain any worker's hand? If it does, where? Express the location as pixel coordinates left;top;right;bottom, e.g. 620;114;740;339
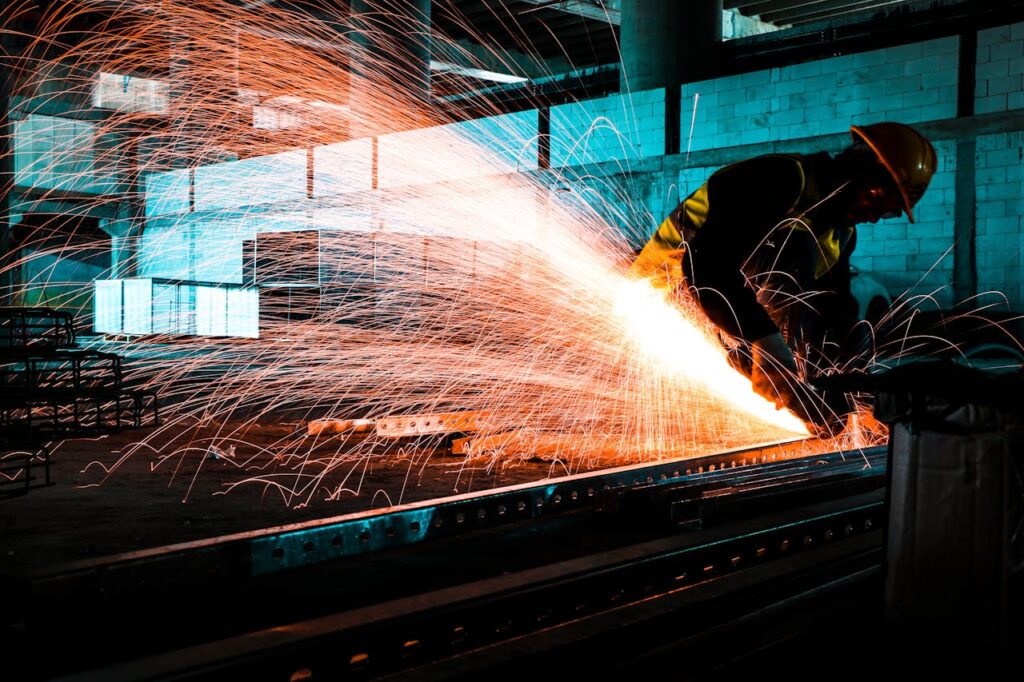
750;332;800;409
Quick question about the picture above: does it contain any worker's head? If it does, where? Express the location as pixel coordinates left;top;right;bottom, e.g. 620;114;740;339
837;122;937;224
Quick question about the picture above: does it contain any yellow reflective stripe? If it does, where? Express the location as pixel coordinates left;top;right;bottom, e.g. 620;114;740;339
682;184;709;230
631;216;685;287
814;227;842;279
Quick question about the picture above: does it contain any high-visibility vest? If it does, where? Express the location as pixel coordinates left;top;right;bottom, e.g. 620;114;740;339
631;153;851;289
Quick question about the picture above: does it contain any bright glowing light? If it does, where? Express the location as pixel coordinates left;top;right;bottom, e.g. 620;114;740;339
612;280;809;434
1;0;833;507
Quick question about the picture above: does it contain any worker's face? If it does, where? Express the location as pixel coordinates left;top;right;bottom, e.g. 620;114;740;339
843;179;904;225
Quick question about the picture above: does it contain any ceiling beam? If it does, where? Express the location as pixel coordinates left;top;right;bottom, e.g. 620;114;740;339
785;0;906;25
517;0;620;25
761;0;901;24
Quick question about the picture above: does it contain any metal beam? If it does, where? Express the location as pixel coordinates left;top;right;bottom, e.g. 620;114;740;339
771;0;904;25
518;0;621;25
1;30;14;305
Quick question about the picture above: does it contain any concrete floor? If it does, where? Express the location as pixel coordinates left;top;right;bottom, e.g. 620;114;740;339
0;422;574;575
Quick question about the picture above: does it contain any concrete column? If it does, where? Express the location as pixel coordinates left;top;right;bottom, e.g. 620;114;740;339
1;30;19;305
348;0;431;138
350;0;431;99
167;21;241;166
119;127;148;279
620;0;722;92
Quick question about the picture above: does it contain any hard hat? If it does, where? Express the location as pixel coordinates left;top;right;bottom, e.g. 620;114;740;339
850;122;937;223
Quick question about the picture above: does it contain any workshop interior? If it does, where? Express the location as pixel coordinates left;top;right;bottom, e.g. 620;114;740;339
1;1;1022;679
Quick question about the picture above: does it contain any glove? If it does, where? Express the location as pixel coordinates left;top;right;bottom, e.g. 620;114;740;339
750;332;851;437
750;332;800;409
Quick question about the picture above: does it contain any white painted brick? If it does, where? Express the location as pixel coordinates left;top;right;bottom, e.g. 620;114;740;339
982;216;1020;235
990;40;1023;61
979;166;1009;184
715;74;745;91
888;42;922;60
905;55;941;76
868;94;904;113
734;99;772;117
979;25;1012;46
792;120;821;137
977;94;1009;114
872;255;908;271
980;249;1019;268
903;89;940;108
713;131;743;148
740;128;770;145
979;182;1022;201
886;75;921;95
976;201;1007;219
931;36;959;54
835;99;870;118
741;69;772;87
855;239;886;257
868;62;904;81
853;49;889;68
717;88;749;105
978;59;1010;80
921;70;958;89
883;239;918;256
773;78;807;96
854;111;887;126
1007;163;1024;185
935;51;957;74
909;253;945;270
784;60;822;79
909;223;944;240
991;74;1024;95
804;104;835;121
770;108;806;125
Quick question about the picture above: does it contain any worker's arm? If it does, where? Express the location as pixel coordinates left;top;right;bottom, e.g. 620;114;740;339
683;155;806;342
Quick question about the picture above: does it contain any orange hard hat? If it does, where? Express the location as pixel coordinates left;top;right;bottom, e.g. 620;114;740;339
850;122;937;223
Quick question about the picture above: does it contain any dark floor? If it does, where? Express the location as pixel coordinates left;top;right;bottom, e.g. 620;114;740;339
0;422;578;574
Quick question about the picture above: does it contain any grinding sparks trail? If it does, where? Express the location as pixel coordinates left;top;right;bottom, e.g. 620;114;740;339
1;0;820;506
612;280;808;434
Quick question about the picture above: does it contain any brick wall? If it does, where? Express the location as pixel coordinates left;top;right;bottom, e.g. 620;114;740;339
976;21;1024;114
145;168;190;217
193;150;307;211
378;110;538;188
975;132;1024;308
14;114;123;195
549;88;666;167
135;23;1024;312
681;36;959;152
850;139;957;307
313;138;373;197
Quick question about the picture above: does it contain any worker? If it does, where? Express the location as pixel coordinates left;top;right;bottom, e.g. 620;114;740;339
632;122;937;431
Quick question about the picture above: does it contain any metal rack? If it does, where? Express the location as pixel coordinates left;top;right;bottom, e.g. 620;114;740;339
0;306;76;350
0;307;158;497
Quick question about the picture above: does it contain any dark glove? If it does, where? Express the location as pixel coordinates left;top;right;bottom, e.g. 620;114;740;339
751;332;849;436
750;332;799;408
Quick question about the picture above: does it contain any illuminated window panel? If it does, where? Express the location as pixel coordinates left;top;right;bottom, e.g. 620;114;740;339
92;72;169;114
93;280;124;334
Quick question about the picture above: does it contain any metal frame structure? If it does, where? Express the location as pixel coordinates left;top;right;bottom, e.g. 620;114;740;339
17;441;887;679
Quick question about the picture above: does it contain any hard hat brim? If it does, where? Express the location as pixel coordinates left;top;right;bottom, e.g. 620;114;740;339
850;124;916;223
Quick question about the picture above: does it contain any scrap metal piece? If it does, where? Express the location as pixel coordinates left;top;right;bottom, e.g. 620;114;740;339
375;410;491;438
307;418;375;436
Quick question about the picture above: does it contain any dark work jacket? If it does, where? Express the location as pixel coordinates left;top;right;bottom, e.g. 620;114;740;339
631;152;856;342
